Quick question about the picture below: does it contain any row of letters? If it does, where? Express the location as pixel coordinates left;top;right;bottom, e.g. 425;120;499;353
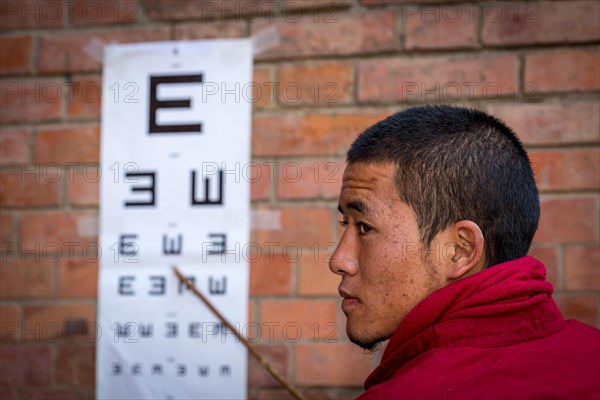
118;275;228;296
112;322;233;341
123;170;224;207
118;233;226;256
112;363;233;378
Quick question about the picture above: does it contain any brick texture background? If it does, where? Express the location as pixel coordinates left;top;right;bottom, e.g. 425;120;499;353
1;0;599;399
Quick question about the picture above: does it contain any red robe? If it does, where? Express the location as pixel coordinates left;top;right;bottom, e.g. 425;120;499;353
357;256;600;400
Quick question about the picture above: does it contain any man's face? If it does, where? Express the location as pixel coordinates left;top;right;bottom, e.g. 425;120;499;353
330;162;443;350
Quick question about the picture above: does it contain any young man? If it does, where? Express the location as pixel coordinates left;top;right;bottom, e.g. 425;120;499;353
330;105;600;399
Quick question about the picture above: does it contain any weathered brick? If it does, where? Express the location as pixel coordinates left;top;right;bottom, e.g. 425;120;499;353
250;160;274;201
257;388;334;400
67;76;101;119
252;112;389;157
528;244;560;290
252;64;275;110
256;389;295;400
250;254;292;296
56;344;95;386
0;345;51;386
20;211;98;253
248;344;288;386
339;389;367;400
277;160;344;200
20;389;93;400
143;0;275;21
0;127;29;164
525;49;600;93
23;303;96;342
38;28;170;73
252;11;398;60
0;261;23;300
249;300;256;325
362;0;464;5
0;0;63;30
278;62;353;105
298;251;340;296
487;102;600;145
0;305;19;343
0;257;54;299
529;149;600;191
555;294;599;327
564;245;600;291
57;258;98;298
252;207;334;248
0;213;16;248
534;197;598;243
404;4;478;49
259;299;339;341
0;166;61;207
69;0;139;25
360;0;391;5
148;0;350;22
358;54;518;103
0;388;16;400
0;35;33;74
174;21;246;40
35;125;99;164
482;1;600;46
0;78;64;123
280;0;352;12
295;343;375;385
67;167;100;207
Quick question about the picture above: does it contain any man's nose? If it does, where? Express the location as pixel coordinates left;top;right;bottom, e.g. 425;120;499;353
329;230;358;276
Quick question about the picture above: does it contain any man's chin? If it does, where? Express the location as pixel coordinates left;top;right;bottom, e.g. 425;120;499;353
347;331;383;352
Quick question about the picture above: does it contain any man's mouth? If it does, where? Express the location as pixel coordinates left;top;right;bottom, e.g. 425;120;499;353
339;289;360;312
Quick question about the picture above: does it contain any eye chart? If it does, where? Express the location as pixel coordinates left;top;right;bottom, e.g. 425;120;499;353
96;39;252;400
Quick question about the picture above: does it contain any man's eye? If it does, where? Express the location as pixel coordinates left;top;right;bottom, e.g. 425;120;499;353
338;220;348;226
358;222;372;234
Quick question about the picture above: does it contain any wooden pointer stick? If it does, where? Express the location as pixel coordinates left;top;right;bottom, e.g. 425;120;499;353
172;266;306;400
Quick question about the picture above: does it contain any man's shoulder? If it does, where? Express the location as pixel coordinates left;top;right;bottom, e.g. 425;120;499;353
564;319;600;337
548;319;600;361
358;323;600;400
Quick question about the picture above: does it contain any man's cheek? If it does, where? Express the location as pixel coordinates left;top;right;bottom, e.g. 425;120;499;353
401;241;420;262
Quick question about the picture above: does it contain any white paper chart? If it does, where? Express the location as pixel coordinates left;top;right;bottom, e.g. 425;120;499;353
96;39;252;400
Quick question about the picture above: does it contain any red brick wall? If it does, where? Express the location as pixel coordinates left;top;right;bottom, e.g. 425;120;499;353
1;1;599;399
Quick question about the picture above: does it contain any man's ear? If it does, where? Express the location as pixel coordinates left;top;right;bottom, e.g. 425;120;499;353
445;220;485;280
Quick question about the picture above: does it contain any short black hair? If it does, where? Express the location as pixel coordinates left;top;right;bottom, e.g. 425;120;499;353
347;105;539;268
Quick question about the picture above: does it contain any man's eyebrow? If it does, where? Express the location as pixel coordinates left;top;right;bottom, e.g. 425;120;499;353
338;200;372;216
